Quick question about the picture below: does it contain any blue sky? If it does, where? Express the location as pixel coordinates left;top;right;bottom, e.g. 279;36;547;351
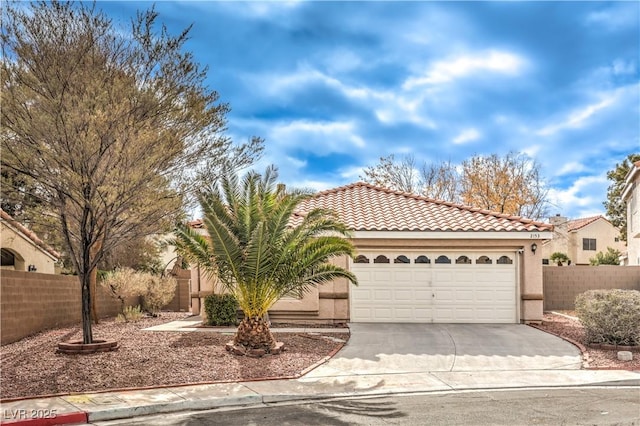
99;1;639;220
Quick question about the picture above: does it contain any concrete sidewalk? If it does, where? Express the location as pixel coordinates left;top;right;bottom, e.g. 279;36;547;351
2;368;639;425
2;321;638;425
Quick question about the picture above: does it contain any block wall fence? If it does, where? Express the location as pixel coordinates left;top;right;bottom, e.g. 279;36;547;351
1;270;190;345
543;265;640;311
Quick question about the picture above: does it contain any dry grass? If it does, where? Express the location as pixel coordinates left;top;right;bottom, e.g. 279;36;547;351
0;313;347;400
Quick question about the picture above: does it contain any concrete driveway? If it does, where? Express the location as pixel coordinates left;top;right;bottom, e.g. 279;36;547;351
305;323;582;378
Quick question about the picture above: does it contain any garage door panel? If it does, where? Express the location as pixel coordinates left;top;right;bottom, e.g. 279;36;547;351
414;290;432;301
373;289;392;300
434;289;454;302
351;251;517;323
373;271;392;281
454;290;474;301
393;271;414;282
394;289;414;301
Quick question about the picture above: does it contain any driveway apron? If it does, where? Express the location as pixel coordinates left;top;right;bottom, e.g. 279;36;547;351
305;324;582;378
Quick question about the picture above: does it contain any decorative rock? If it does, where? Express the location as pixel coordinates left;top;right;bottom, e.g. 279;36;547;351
225;340;285;357
248;348;266;358
617;351;633;362
271;341;285;355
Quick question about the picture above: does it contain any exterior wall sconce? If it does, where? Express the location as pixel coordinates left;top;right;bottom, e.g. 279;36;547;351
27;264;37;272
531;243;537;254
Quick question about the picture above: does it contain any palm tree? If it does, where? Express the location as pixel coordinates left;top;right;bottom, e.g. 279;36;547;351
175;166;357;352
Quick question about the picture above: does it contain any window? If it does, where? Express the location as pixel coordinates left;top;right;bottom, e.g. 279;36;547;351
354;255;370;264
455;255;471;264
582;238;596;251
415;255;430;264
394;255;410;264
1;249;15;267
614;237;620;242
497;256;513;265
373;255;390;264
435;255;451;264
476;255;492;264
542;259;549;265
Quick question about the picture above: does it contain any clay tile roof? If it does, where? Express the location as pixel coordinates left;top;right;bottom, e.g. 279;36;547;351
567;215;607;232
291;182;553;232
187;219;204;229
0;209;61;260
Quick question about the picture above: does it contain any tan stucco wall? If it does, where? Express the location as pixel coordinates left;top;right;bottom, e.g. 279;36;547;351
190;236;546;324
1;223;57;274
626;173;640;265
542;219;625;265
543;265;640;310
570;220;625;265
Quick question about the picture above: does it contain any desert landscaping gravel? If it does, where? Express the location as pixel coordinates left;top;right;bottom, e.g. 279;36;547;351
535;312;640;371
2;311;637;401
0;313;347;400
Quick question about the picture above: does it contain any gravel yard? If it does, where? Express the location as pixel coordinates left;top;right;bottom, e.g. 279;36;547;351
3;311;638;401
0;313;347;400
534;312;640;371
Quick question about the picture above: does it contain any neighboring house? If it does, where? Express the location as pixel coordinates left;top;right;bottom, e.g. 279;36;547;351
622;160;640;265
0;209;60;274
190;182;553;324
541;215;625;265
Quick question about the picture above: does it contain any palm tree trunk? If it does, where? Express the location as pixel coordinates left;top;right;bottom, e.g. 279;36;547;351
234;316;276;350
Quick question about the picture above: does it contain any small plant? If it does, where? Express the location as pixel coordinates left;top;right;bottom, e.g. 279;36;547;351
589;247;621;265
204;294;239;326
116;305;144;323
550;252;570;266
575;289;640;346
141;276;177;316
101;268;177;317
100;267;146;312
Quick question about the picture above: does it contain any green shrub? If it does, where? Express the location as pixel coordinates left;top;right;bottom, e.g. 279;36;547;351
550;252;570;266
116;305;144;323
589;247;621;265
204;294;239;326
575;289;640;346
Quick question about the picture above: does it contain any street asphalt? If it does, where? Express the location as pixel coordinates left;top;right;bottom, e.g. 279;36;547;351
1;322;638;425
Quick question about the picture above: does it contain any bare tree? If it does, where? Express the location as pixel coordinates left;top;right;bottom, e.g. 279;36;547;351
361;152;548;219
360;154;419;194
360;154;460;200
1;1;260;343
419;160;460;202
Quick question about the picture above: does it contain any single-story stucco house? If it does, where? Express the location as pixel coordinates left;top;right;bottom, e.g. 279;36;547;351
189;182;553;324
0;209;60;274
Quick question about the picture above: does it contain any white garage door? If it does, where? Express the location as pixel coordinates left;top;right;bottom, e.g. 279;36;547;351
350;251;517;323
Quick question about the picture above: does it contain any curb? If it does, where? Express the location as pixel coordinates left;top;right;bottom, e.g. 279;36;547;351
1;412;87;426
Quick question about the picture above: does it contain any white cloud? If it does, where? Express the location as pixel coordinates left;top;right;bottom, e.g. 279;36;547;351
285;156;307;169
452;128;481;145
547;174;608;218
585;5;638;31
288;179;337;192
403;50;526;89
611;59;636;75
270;119;366;152
557;161;586;176
537;94;617;136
